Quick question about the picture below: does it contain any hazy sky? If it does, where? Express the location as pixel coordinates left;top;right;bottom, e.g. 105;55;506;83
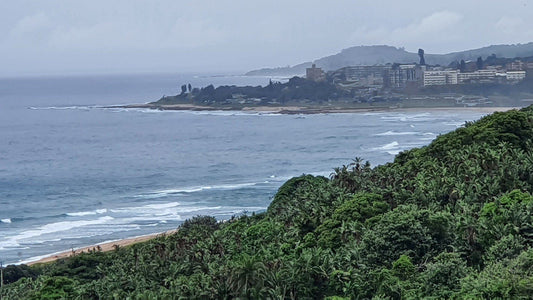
1;0;532;77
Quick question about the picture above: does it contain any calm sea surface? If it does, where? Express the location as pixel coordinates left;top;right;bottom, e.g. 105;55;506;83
0;73;489;264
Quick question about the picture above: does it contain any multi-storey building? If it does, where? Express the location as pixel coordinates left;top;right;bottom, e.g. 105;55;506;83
457;70;496;84
388;64;423;88
423;70;458;86
506;61;526;71
506;71;527;81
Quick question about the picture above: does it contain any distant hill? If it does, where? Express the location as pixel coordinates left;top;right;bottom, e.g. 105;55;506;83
245;62;313;76
246;43;533;76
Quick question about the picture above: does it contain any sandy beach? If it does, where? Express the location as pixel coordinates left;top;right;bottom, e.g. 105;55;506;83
27;229;177;266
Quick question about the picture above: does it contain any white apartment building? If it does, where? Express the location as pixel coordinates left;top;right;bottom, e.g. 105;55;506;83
424;69;526;86
423;70;458;86
506;71;527;81
457;70;496;84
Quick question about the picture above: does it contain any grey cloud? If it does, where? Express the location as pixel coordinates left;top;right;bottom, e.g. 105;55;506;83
0;0;532;76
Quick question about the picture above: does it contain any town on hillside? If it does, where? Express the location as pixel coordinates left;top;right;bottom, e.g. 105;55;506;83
308;50;532;106
153;50;533;109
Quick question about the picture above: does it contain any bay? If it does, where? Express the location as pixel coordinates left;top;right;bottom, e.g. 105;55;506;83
0;73;489;264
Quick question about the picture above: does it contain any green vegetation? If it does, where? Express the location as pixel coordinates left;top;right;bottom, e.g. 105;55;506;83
155;76;343;106
155;74;533;110
4;107;533;299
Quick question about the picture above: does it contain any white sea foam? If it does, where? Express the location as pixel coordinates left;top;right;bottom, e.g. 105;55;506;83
370;141;416;156
190;110;249;116
1;218;12;223
136;109;172;114
118;215;182;224
374;141;400;151
110;202;181;213
263;175;293;183
66;208;108;217
67;212;95;217
109;202;265;224
380;113;432;122
101;106;283;116
7;204;268;264
387;150;402;155
109;201;225;219
0;216;114;250
362;112;386;116
187;110;281;117
310;170;332;177
103;107;167;114
142;202;181;209
136;182;259;199
375;131;420;136
28;106;95;111
443;121;464;127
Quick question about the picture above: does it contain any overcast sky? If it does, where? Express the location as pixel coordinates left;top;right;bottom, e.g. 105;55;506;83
1;0;532;77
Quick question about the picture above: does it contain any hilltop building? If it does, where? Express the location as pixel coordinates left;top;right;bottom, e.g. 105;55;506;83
306;64;326;82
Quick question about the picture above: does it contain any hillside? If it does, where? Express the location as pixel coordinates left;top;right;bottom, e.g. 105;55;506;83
246;43;533;76
4;107;533;298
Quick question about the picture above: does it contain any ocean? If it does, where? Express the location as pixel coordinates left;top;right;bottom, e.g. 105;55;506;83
0;73;490;264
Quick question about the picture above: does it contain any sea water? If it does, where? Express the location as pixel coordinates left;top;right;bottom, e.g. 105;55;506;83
0;73;489;264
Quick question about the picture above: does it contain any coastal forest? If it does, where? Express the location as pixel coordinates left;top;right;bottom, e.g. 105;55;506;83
156;76;342;106
155;73;533;109
4;107;533;299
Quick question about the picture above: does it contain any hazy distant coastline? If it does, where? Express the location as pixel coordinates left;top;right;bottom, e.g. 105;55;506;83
246;43;533;76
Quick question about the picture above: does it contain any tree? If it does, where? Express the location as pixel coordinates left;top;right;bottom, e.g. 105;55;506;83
420;252;468;298
460;60;466;73
359;205;452;266
188;83;192;92
180;84;187;94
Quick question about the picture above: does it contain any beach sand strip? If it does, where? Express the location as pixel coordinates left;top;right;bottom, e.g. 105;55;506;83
27;229;177;266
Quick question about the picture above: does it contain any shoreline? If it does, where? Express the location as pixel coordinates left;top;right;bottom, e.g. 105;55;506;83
21;105;519;266
109;103;522;115
25;229;177;266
